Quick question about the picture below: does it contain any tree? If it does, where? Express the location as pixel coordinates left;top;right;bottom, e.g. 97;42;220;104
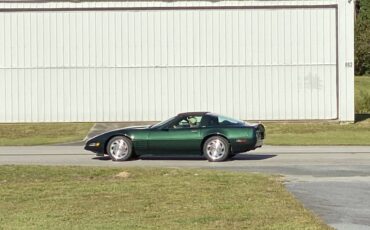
355;0;370;75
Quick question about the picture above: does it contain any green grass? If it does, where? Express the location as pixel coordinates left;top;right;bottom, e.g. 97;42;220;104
0;166;329;230
264;116;370;145
0;123;93;146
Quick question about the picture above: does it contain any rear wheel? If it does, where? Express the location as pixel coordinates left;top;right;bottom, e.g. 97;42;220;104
106;136;133;161
203;136;230;162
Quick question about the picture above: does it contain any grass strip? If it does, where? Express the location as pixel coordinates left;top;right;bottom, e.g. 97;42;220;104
0;166;329;230
0;123;93;146
264;116;370;145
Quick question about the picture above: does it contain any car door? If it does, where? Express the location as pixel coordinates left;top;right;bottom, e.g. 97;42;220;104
148;116;203;155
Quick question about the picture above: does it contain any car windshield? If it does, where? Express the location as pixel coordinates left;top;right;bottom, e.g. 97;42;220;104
150;116;176;128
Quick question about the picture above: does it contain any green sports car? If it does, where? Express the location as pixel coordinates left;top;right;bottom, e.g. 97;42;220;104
84;112;265;162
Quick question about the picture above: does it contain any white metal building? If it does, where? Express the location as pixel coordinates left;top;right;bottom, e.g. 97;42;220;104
0;0;354;122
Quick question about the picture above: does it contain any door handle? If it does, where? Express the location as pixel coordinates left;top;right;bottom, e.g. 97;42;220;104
191;130;198;133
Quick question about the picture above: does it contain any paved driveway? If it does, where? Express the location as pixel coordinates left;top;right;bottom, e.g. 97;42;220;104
1;145;370;230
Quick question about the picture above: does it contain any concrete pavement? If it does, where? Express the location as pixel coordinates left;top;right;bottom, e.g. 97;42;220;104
1;145;370;230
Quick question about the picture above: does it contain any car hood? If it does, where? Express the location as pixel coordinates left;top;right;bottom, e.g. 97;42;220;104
102;125;151;133
86;125;151;143
122;125;151;130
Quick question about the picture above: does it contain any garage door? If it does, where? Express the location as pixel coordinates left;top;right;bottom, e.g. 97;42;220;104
0;5;337;122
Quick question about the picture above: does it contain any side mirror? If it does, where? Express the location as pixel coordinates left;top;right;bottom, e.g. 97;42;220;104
161;127;169;131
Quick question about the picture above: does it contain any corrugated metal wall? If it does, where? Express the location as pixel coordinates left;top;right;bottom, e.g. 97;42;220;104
0;0;354;122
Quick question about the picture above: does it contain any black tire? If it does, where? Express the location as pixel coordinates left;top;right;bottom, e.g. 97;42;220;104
130;152;140;160
203;136;230;162
106;136;133;161
229;153;237;159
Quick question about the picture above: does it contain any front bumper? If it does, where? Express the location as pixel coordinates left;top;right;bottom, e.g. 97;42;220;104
84;140;105;155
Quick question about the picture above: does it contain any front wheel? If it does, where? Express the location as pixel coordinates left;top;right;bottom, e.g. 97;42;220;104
106;136;133;161
203;136;230;162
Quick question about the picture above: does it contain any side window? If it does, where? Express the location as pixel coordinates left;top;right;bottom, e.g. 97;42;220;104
201;115;219;127
170;116;203;129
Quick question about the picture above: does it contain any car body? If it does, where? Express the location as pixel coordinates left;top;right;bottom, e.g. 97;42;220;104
84;112;265;162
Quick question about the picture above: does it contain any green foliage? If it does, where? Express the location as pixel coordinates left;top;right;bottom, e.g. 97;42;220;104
355;0;370;75
356;90;370;113
355;76;370;114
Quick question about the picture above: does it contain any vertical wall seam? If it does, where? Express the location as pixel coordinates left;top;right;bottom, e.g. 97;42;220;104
9;12;12;122
16;11;19;122
335;5;339;120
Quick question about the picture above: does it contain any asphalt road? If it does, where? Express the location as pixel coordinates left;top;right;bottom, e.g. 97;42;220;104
1;145;370;230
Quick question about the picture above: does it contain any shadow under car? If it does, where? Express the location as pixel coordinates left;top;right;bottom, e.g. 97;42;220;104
92;154;276;161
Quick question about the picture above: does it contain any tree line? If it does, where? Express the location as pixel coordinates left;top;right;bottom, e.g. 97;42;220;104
355;0;370;76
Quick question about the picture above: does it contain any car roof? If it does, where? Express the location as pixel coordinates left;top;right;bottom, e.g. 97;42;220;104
177;112;210;117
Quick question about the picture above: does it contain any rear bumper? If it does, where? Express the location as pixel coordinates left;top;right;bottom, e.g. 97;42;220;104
232;137;262;153
254;138;263;148
254;124;265;148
